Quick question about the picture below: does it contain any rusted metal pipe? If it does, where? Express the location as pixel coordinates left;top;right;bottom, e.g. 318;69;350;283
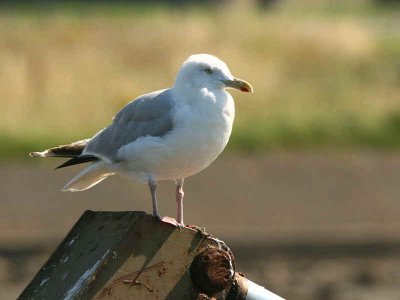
190;247;234;297
190;247;285;300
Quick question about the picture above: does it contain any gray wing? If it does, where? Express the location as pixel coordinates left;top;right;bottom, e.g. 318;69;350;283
84;88;175;161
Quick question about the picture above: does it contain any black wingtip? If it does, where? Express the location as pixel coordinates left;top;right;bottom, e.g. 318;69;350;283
55;155;99;170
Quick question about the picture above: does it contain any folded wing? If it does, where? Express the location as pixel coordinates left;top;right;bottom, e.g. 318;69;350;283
83;88;175;162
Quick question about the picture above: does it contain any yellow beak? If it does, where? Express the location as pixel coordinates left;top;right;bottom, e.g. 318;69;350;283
222;77;254;93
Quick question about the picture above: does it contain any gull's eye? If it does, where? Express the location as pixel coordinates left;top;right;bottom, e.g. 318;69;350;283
204;67;212;74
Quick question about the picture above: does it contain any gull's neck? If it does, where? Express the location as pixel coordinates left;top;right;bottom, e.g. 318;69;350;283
172;84;228;106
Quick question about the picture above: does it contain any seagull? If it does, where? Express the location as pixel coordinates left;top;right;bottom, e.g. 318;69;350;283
30;54;253;226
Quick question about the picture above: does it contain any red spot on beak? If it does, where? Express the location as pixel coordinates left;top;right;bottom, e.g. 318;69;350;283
240;87;250;92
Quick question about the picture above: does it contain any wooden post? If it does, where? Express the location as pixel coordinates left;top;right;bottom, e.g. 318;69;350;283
18;210;284;300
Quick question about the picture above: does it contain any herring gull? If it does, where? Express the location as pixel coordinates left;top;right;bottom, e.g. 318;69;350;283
30;54;253;226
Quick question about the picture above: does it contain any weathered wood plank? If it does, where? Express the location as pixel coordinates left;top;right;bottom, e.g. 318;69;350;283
18;210;228;300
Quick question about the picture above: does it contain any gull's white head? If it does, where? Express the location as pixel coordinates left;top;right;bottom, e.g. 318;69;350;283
174;54;253;93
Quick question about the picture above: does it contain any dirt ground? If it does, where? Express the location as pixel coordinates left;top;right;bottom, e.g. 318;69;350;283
1;152;400;299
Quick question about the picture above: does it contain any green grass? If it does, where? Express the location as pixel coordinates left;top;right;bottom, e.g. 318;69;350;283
230;112;400;152
1;2;400;157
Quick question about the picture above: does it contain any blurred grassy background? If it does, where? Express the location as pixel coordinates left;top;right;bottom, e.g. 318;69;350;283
2;1;400;299
1;0;400;157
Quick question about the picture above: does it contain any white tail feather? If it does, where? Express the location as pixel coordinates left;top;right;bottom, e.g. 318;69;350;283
30;150;52;157
62;162;114;192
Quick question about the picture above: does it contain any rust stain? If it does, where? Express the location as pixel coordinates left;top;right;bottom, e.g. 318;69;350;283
190;248;234;296
97;261;167;298
123;279;154;293
157;264;167;277
197;293;216;300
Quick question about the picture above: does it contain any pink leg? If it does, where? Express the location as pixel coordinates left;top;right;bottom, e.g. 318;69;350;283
148;178;185;228
176;180;184;225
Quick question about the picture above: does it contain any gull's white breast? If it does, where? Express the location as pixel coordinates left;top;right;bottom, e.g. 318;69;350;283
117;90;235;182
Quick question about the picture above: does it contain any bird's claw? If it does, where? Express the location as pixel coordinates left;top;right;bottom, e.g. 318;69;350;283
159;216;184;229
